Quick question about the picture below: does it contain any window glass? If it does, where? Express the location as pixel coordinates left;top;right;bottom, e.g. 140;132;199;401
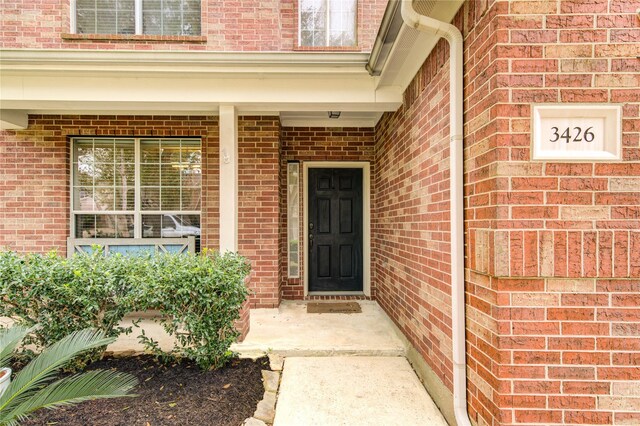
73;0;200;35
299;0;356;47
75;214;134;238
141;214;200;238
139;139;202;213
72;138;201;241
73;139;135;213
76;0;135;34
142;0;201;36
287;163;300;278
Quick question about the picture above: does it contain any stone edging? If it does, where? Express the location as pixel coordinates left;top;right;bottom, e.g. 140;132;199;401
242;354;284;426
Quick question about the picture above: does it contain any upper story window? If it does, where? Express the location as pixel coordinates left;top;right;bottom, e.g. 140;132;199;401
299;0;357;47
73;0;201;36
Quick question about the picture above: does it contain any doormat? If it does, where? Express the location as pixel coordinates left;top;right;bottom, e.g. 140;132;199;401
307;302;362;314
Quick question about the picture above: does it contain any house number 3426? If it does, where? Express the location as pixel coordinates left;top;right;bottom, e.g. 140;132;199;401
549;126;595;143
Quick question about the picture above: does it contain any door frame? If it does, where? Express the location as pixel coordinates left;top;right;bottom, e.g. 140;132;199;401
303;161;371;297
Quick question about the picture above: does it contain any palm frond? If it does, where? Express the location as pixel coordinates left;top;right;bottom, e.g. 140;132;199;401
0;329;115;413
0;370;137;424
0;325;34;368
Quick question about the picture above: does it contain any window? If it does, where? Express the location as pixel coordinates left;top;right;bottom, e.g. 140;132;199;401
73;0;201;36
72;138;201;241
299;0;357;47
287;162;300;278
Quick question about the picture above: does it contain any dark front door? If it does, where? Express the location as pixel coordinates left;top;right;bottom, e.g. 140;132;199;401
308;167;363;292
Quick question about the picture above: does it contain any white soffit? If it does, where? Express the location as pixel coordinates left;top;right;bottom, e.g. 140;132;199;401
376;0;464;90
280;111;383;128
0;109;28;130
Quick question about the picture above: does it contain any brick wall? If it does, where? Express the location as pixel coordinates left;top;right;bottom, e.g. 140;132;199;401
462;1;640;425
0;115;219;253
375;0;639;425
0;120;69;253
374;34;456;391
0;115;284;310
279;127;375;300
0;0;387;51
238;116;281;309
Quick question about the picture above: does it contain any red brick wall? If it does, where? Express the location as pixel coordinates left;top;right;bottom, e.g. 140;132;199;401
0;115;219;253
374;35;456;390
0;121;69;253
279;127;375;300
0;114;287;308
0;0;387;51
375;1;639;425
462;1;640;425
238;116;281;309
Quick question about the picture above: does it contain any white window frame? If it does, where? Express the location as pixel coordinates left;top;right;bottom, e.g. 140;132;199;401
70;137;201;240
297;0;358;47
70;0;198;36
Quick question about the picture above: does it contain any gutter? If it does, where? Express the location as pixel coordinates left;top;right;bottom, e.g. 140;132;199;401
0;49;370;75
399;2;470;426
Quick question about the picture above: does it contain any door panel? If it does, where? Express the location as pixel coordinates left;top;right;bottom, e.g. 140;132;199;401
308;168;363;292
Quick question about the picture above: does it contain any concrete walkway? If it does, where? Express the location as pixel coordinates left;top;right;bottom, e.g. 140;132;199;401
234;301;449;426
274;357;448;426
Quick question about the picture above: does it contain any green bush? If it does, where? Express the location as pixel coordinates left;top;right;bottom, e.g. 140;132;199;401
135;250;250;370
0;249;250;371
0;249;137;370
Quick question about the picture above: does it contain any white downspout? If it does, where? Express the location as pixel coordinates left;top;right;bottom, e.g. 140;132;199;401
400;2;470;426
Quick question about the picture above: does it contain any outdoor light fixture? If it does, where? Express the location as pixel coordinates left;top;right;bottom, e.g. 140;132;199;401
328;111;341;119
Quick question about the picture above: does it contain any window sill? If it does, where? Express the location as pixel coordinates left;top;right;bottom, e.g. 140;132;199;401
62;33;207;43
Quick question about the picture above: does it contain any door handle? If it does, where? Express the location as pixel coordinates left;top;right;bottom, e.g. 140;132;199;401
309;233;314;247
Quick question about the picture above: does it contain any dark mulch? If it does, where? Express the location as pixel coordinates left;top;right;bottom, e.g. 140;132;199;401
24;355;269;426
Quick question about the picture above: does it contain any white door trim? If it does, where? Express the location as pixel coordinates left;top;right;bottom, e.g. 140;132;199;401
303;161;371;297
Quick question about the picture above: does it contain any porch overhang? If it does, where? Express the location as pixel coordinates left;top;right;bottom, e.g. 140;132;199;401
0;49;402;128
0;1;464;129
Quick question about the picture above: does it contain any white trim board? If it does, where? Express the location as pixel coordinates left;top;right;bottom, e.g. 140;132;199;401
303;161;371;297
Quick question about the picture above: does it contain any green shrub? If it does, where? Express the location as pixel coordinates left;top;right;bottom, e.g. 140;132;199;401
0;249;250;371
135;250;250;370
0;249;137;369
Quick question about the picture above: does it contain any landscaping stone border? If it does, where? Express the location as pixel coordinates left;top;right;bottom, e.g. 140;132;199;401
242;354;283;426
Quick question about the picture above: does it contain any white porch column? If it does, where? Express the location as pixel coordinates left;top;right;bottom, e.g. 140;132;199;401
219;105;238;252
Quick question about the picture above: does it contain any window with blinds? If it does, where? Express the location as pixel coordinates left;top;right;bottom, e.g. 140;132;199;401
72;138;201;241
142;0;201;36
72;0;201;36
75;0;135;35
299;0;357;47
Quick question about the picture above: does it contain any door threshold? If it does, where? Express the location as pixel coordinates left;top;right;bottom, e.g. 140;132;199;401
307;291;366;296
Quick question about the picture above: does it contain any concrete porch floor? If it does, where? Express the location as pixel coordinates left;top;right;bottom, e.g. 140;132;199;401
230;300;406;357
